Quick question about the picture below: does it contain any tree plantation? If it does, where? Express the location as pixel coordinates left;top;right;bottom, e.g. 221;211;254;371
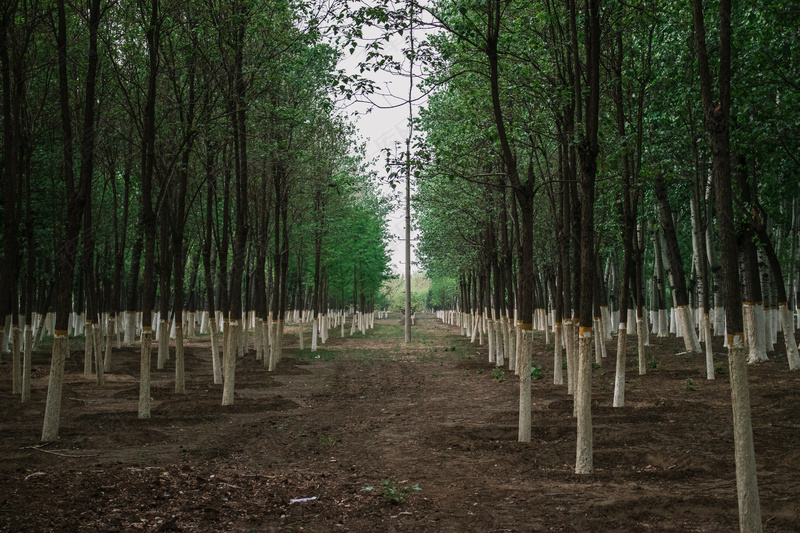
1;0;800;531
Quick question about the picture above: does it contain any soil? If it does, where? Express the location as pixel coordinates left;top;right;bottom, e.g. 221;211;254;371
1;314;799;532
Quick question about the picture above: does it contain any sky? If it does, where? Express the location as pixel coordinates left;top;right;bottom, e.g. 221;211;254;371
335;21;429;274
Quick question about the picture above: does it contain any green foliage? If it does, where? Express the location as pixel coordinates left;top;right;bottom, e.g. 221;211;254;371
685;378;695;392
490;367;506;382
530;365;542;380
379;479;421;505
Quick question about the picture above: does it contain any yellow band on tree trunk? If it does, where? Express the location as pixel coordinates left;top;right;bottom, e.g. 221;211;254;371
727;333;744;348
521;323;533;330
579;326;592;336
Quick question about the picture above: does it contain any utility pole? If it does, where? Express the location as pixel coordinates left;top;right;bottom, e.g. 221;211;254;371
403;0;416;344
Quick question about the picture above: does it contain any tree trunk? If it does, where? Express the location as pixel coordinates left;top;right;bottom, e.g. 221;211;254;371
42;0;101;441
654;172;701;352
692;0;762;528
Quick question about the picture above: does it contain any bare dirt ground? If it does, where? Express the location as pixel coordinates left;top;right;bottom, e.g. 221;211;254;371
1;313;799;532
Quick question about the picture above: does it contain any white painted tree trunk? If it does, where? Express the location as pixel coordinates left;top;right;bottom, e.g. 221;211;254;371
487;318;495;364
553;322;563;385
200;311;209;334
254;318;262;360
42;331;69;441
754;304;768;359
727;333;763;532
518;329;532;443
312;318;318;351
594;317;603;365
187;312;196;338
11;325;21;394
93;323;104;386
210;319;222;384
575;327;593;474
678;306;702;353
22;326;32;403
601;306;612;340
32;313;45;351
658;309;668;337
495;318;504;367
564;319;576;395
713;306;725;335
764;307;776;352
515;321;523;375
138;328;153;419
123;311;134;346
636;318;646;377
613;326;627;407
704;314;715;379
506;318;515;372
115;314;122;349
627;310;636;335
744;304;765;364
779;304;800;370
222;321;238;405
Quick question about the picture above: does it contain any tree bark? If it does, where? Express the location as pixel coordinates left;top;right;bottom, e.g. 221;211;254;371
692;0;762;528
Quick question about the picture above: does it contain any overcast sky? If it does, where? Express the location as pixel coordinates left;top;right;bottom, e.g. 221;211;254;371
336;20;429;274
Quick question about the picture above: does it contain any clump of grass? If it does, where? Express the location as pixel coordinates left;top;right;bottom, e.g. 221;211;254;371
530;365;542;380
685;378;695;391
714;361;726;375
371;479;421;505
490;367;506;382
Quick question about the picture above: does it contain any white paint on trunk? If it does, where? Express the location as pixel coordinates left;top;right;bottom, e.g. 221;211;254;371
11;325;21;394
658;309;668;337
486;318;495;364
677;306;702;353
137;328;153;416
22;326;32;403
726;334;763;532
594;317;603;365
312;318;318;351
779;304;800;370
613;325;627;407
754;304;767;360
575;328;593;474
636;318;646;377
704;314;715;379
222;321;238;405
518;329;531;443
210;319;222;383
42;332;69;441
553;323;563;385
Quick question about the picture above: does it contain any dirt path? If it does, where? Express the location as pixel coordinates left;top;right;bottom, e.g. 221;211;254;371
1;313;799;532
